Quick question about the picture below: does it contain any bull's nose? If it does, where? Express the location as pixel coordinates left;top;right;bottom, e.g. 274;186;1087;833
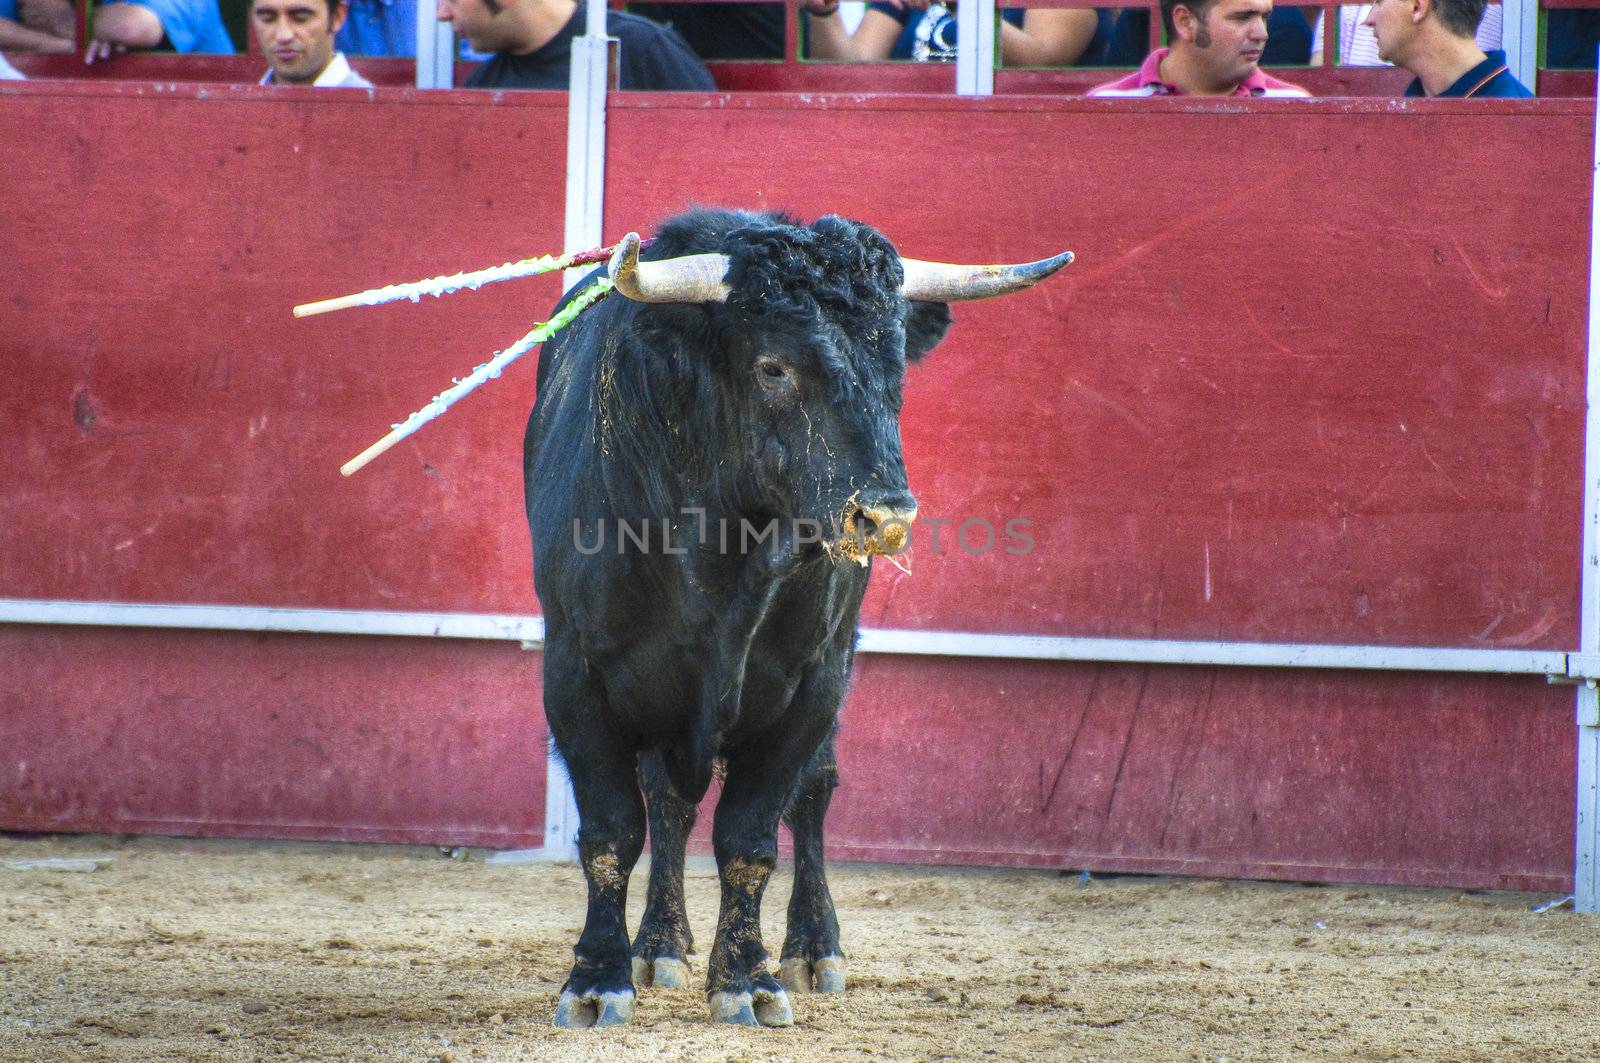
852;500;918;553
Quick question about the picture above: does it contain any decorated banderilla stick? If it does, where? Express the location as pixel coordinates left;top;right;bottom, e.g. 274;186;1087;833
338;278;613;477
293;239;651;318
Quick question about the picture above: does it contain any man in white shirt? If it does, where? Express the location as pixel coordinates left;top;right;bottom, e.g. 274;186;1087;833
253;0;373;86
1311;1;1499;65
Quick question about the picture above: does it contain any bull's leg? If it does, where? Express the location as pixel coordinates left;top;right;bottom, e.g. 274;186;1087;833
779;735;846;994
544;643;646;1029
705;682;841;1027
631;750;696;989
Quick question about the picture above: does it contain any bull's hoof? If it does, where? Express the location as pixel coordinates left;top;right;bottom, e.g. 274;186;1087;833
553;988;636;1029
708;985;793;1027
779;955;846;994
632;955;690;990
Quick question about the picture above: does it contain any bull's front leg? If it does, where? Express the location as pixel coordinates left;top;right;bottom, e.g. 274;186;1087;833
544;639;646;1029
705;676;842;1027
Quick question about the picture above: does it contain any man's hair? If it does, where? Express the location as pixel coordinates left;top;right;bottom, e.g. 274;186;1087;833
1159;0;1217;39
1433;0;1487;37
253;0;346;17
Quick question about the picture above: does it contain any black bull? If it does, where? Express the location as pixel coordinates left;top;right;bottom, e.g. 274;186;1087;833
524;209;1071;1028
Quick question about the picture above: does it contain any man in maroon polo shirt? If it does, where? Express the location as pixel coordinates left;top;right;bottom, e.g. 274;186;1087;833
1088;0;1311;96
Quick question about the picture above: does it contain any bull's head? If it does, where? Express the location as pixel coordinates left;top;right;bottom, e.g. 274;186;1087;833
607;213;1071;566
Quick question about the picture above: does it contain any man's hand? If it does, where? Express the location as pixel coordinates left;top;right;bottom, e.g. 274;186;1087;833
85;38;128;62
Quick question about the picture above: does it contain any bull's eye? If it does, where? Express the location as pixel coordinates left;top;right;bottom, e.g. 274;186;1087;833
754;358;793;394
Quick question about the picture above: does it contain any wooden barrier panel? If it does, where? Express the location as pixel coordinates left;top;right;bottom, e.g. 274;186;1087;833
1;627;1572;890
0;84;1589;889
605;95;1588;651
3;82;567;615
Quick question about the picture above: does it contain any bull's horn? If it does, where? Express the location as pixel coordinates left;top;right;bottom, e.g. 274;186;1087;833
899;249;1075;303
608;231;732;304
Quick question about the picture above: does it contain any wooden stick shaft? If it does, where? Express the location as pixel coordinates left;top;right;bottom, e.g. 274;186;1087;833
337;277;613;477
293;240;646;319
295;294;366;319
340;428;407;477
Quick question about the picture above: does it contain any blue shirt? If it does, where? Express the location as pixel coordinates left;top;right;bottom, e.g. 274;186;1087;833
335;0;415;58
1404;49;1532;97
126;0;235;52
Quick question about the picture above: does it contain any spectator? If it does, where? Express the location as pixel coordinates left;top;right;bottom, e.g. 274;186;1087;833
1544;9;1600;70
1363;0;1529;95
253;0;373;85
1088;0;1309;94
88;0;234;61
0;47;24;74
437;0;714;89
1;0;74;54
1310;1;1497;65
627;2;784;60
808;1;1102;67
336;0;414;57
1103;5;1310;66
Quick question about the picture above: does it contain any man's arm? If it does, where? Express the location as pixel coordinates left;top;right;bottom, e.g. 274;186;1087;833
0;13;72;50
92;2;164;46
1000;9;1100;67
18;0;73;40
802;4;857;60
806;7;907;62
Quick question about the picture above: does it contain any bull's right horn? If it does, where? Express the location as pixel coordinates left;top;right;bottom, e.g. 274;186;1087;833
608;231;732;304
899;249;1075;303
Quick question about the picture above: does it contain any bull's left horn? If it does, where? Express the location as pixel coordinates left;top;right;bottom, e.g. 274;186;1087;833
899;249;1074;303
608;231;732;304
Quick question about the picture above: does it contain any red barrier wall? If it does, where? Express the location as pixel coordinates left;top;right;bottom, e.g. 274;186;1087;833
2;83;1589;890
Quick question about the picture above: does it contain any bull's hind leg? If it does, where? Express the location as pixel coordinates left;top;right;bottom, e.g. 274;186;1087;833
779;734;846;994
544;643;646;1029
631;750;696;990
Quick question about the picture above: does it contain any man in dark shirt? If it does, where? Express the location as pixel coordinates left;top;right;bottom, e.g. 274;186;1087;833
1363;0;1531;96
627;2;783;60
439;0;715;90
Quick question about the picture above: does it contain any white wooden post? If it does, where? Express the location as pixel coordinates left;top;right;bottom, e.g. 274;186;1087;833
415;0;454;90
1574;62;1600;910
955;0;995;96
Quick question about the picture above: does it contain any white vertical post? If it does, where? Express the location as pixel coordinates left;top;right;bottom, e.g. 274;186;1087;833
539;0;612;863
563;0;611;293
955;0;995;96
1575;63;1600;912
1499;0;1537;95
415;0;455;90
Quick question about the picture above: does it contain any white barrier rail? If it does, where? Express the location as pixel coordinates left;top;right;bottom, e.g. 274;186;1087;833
0;598;1574;677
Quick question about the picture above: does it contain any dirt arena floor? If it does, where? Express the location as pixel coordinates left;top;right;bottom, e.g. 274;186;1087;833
2;835;1598;1062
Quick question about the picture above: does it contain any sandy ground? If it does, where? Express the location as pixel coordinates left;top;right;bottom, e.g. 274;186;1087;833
1;836;1597;1062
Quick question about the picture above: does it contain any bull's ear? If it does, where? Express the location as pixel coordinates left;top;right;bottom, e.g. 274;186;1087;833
905;301;952;363
632;304;712;363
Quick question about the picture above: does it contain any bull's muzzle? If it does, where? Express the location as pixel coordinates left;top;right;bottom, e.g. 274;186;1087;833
835;500;918;567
